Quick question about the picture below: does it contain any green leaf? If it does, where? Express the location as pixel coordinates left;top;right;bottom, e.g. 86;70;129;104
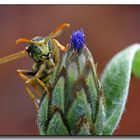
94;95;106;135
51;77;65;112
78;53;86;75
65;60;78;112
37;95;49;135
78;123;91;135
100;44;140;135
67;88;92;135
47;112;69;135
86;71;98;122
132;50;140;78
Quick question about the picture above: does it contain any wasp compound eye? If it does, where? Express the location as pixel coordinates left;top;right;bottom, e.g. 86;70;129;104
27;44;42;55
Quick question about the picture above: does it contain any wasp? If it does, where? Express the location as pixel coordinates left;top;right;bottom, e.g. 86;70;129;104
0;23;70;109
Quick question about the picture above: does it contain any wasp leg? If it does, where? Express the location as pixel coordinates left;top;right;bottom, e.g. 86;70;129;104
51;42;60;65
24;84;39;109
25;63;51;99
17;69;41;109
52;39;68;52
36;78;50;99
26;77;50;99
17;69;42;97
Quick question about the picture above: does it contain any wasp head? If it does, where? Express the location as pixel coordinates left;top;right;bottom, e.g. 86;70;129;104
15;23;70;63
0;23;70;65
16;36;52;63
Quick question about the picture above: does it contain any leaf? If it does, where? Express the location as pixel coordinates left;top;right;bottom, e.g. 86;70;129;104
37;95;49;135
47;112;69;135
100;44;140;135
67;88;92;135
51;77;65;113
132;50;140;78
78;122;91;135
94;95;106;135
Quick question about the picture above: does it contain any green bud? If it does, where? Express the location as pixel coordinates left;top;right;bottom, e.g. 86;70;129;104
37;46;105;135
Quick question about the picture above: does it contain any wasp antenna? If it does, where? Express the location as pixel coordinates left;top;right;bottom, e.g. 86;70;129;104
44;23;70;44
16;38;42;47
0;50;27;65
51;23;70;35
16;38;33;45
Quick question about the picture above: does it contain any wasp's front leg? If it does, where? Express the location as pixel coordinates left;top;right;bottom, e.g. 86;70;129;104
25;64;51;99
52;39;68;52
52;39;69;65
17;69;42;109
25;77;50;99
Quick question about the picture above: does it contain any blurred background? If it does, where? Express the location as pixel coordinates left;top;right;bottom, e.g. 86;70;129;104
0;5;140;135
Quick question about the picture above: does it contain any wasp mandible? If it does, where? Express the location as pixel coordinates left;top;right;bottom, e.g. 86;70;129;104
0;23;70;109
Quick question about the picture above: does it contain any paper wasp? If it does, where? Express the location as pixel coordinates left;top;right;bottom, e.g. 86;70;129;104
0;23;70;109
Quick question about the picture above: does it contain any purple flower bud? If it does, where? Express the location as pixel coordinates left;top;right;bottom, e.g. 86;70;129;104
70;29;85;52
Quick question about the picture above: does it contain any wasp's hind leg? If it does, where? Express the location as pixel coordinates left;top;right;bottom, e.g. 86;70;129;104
17;69;42;109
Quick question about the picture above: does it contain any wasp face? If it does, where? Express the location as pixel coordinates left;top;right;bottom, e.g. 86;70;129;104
26;36;52;63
